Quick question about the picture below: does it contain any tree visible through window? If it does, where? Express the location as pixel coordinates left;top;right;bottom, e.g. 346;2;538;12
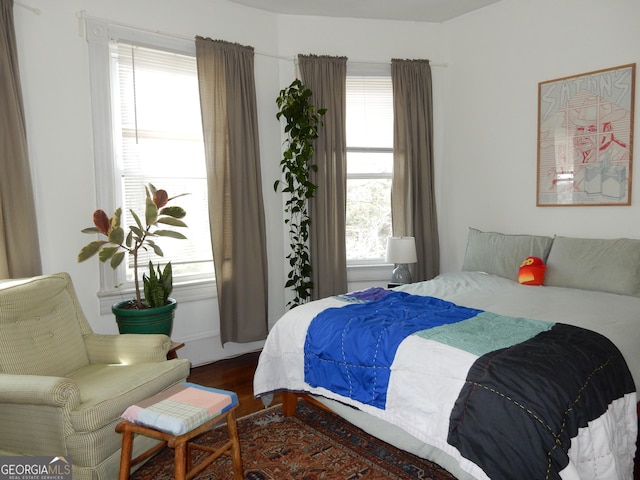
345;75;393;263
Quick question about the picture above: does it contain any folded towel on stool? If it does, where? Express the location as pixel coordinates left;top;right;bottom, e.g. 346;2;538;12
121;382;238;435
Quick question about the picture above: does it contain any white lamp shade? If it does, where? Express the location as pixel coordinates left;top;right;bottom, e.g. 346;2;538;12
385;236;417;264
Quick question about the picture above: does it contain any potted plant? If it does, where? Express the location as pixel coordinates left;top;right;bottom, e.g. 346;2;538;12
78;184;188;335
274;79;326;308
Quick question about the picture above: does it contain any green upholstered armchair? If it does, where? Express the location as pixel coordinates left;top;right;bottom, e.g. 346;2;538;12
0;272;191;479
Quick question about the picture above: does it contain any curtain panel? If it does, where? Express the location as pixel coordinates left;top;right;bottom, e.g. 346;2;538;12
391;58;440;282
298;54;348;300
195;37;268;344
0;0;41;279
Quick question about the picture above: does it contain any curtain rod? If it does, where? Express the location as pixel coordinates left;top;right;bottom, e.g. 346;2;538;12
79;12;448;67
340;59;448;68
79;12;291;62
15;1;41;15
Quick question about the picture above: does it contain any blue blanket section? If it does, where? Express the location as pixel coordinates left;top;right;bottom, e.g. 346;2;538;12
303;291;483;408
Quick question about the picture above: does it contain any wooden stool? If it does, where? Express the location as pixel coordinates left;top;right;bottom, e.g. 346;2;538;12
116;383;243;480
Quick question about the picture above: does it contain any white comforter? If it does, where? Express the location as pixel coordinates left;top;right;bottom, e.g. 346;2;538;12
254;272;638;480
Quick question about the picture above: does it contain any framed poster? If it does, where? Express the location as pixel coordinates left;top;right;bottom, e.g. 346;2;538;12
537;64;635;206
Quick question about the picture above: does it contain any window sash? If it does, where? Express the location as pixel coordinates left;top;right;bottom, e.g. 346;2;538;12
86;18;215;309
114;42;214;282
345;74;393;263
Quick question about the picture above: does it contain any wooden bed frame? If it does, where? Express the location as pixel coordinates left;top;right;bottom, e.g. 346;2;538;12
282;391;327;416
283;391;640;480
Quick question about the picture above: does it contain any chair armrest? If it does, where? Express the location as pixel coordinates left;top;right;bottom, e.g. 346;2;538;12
84;333;171;364
0;374;80;408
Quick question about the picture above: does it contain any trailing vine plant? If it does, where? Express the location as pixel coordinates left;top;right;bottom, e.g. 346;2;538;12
274;79;326;308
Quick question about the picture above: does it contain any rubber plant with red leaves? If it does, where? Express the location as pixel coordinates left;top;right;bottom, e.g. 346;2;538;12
78;184;188;310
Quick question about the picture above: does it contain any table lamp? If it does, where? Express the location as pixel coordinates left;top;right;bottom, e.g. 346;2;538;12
386;236;417;284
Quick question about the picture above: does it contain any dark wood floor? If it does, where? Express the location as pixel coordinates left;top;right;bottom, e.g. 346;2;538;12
187;350;282;419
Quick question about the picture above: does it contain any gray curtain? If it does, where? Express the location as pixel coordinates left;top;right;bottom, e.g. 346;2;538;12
298;54;348;300
391;59;439;281
195;37;268;344
0;0;41;279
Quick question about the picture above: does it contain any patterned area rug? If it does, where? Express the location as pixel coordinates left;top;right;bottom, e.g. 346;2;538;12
131;398;457;479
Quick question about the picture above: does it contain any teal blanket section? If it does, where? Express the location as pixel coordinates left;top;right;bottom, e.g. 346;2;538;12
414;311;554;356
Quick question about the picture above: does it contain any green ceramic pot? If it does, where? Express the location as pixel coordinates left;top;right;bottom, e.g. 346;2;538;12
112;298;176;336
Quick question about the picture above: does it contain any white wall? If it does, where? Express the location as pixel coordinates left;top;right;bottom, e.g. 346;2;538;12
12;0;640;365
439;0;640;272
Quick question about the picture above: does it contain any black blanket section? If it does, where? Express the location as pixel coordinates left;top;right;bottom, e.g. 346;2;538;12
448;323;635;480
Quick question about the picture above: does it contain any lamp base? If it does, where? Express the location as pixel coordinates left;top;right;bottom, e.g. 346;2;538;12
391;264;412;284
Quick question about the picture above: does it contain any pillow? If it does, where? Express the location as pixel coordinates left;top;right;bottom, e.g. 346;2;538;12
545;236;640;296
462;228;554;281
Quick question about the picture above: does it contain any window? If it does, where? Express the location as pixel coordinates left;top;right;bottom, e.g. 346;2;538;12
115;43;214;281
345;75;393;264
86;19;214;310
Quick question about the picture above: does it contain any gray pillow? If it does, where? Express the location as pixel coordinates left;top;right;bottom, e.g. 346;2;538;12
545;236;640;296
462;228;554;281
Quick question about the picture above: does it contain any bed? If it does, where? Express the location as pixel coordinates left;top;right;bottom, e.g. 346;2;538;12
254;229;640;480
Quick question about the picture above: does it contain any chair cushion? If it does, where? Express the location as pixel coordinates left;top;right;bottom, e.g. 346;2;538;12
0;275;89;376
67;359;190;432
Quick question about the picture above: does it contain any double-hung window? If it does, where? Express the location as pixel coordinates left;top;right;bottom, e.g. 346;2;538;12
86;19;214;311
345;73;393;264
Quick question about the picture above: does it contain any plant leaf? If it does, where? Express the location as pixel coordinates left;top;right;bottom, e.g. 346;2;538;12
145;196;159;225
159;206;186;219
131;210;143;231
93;210;110;234
150;243;164;256
130;226;144;238
111;208;122;229
109;226;125;245
154;230;187;240
157;217;187;228
152;189;169;208
167;192;190;202
110;251;125;268
98;246;119;262
77;241;107;262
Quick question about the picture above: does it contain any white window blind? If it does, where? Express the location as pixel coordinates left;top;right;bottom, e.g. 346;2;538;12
115;43;214;281
345;75;393;262
346;76;393;148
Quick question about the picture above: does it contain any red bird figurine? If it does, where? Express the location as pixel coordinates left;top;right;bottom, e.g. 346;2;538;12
518;256;546;285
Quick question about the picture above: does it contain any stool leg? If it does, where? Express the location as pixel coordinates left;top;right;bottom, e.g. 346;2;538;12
118;429;134;480
186;440;193;473
174;440;188;480
226;410;243;479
